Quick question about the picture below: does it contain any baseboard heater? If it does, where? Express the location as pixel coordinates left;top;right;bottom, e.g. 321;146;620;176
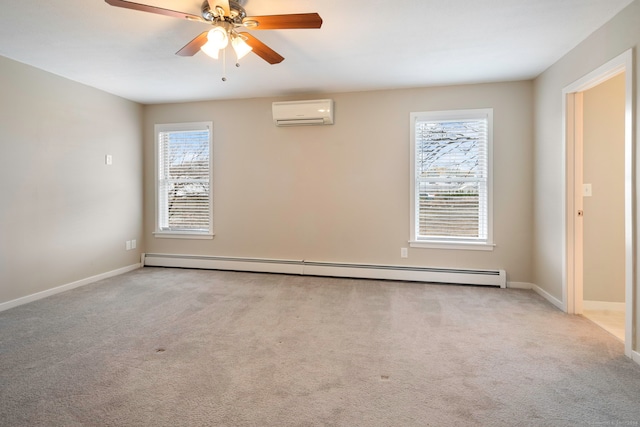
142;254;506;288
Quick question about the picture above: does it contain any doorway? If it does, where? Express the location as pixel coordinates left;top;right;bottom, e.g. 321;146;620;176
563;49;634;357
581;73;626;341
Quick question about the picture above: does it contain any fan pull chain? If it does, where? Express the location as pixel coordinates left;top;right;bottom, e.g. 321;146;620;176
221;48;227;82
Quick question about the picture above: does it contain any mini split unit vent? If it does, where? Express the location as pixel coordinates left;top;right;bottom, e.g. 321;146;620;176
272;99;334;126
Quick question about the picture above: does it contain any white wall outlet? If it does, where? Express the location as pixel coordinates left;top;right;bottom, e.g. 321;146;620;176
131;239;136;249
400;247;408;258
105;154;113;165
126;240;131;251
583;183;593;197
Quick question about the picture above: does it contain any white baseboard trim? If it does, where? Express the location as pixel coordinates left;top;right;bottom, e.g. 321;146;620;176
532;284;565;311
583;300;626;312
633;350;640;367
142;253;507;287
507;282;534;290
0;263;141;313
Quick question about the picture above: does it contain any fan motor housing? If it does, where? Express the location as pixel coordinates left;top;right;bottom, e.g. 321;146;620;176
202;0;247;23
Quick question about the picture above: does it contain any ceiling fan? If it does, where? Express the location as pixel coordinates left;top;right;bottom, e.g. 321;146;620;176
105;0;323;66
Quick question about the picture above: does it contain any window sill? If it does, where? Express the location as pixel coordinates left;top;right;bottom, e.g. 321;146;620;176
409;240;495;251
154;232;214;240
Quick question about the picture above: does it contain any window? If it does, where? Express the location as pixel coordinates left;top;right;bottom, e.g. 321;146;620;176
155;122;213;239
410;109;493;250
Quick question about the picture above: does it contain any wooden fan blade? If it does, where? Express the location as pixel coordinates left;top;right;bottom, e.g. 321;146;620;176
105;0;204;22
176;32;209;56
243;13;322;30
207;0;230;17
240;33;284;64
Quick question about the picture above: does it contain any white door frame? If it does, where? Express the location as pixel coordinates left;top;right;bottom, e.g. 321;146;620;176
562;48;634;358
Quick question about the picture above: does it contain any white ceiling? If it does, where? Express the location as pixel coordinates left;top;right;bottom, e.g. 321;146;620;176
0;0;634;104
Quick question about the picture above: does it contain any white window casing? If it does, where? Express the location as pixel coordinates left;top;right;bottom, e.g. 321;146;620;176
410;109;494;250
154;122;213;239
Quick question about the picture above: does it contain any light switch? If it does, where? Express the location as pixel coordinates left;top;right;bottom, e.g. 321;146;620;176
105;154;113;165
583;183;593;197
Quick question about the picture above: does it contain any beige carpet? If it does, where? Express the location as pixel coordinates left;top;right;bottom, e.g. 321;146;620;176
1;267;639;426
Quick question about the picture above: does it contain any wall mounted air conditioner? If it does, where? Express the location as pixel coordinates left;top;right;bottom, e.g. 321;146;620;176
272;99;334;126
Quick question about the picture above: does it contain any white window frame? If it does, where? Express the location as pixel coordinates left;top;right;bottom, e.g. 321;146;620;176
154;121;214;239
409;108;494;251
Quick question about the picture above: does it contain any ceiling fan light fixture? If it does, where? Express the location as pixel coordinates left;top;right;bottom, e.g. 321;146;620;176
105;0;323;67
207;26;229;49
232;36;252;60
200;41;220;59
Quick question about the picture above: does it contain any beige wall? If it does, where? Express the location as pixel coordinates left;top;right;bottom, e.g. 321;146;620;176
0;56;144;305
533;0;639;349
143;81;534;282
583;73;626;303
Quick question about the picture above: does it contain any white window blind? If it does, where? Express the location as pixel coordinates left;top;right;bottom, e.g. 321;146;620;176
410;109;493;249
156;122;212;236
